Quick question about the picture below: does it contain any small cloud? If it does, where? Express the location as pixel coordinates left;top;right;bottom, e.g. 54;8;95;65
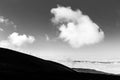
8;32;35;46
51;5;104;48
0;28;3;31
45;34;58;42
0;32;35;48
45;34;50;41
0;16;6;23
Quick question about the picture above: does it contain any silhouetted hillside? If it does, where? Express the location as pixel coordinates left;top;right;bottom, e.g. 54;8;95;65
0;47;120;80
72;68;113;75
0;48;80;79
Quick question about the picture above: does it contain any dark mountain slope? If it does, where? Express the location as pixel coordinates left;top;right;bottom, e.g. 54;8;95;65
0;47;79;79
73;68;114;75
0;47;120;80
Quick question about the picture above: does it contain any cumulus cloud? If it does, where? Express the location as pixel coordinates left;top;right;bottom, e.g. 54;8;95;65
51;5;104;48
8;32;35;46
0;32;35;48
0;16;35;49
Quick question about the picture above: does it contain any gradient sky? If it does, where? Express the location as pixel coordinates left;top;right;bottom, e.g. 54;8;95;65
0;0;120;61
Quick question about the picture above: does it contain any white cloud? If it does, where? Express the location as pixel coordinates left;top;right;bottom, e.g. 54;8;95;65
0;32;35;48
51;5;104;48
8;32;35;46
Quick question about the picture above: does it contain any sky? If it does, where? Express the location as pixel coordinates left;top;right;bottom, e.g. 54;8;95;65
0;0;120;63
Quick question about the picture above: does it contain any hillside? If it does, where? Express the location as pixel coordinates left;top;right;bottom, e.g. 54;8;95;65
72;68;114;75
0;47;120;80
0;48;79;79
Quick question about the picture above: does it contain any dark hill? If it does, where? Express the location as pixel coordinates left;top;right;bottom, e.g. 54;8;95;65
73;68;114;75
0;48;79;79
0;47;120;80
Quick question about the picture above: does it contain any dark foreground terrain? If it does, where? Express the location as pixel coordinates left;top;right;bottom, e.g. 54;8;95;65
72;68;114;75
0;47;120;80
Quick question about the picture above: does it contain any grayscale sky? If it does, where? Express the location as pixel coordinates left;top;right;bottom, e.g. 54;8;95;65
0;0;120;61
